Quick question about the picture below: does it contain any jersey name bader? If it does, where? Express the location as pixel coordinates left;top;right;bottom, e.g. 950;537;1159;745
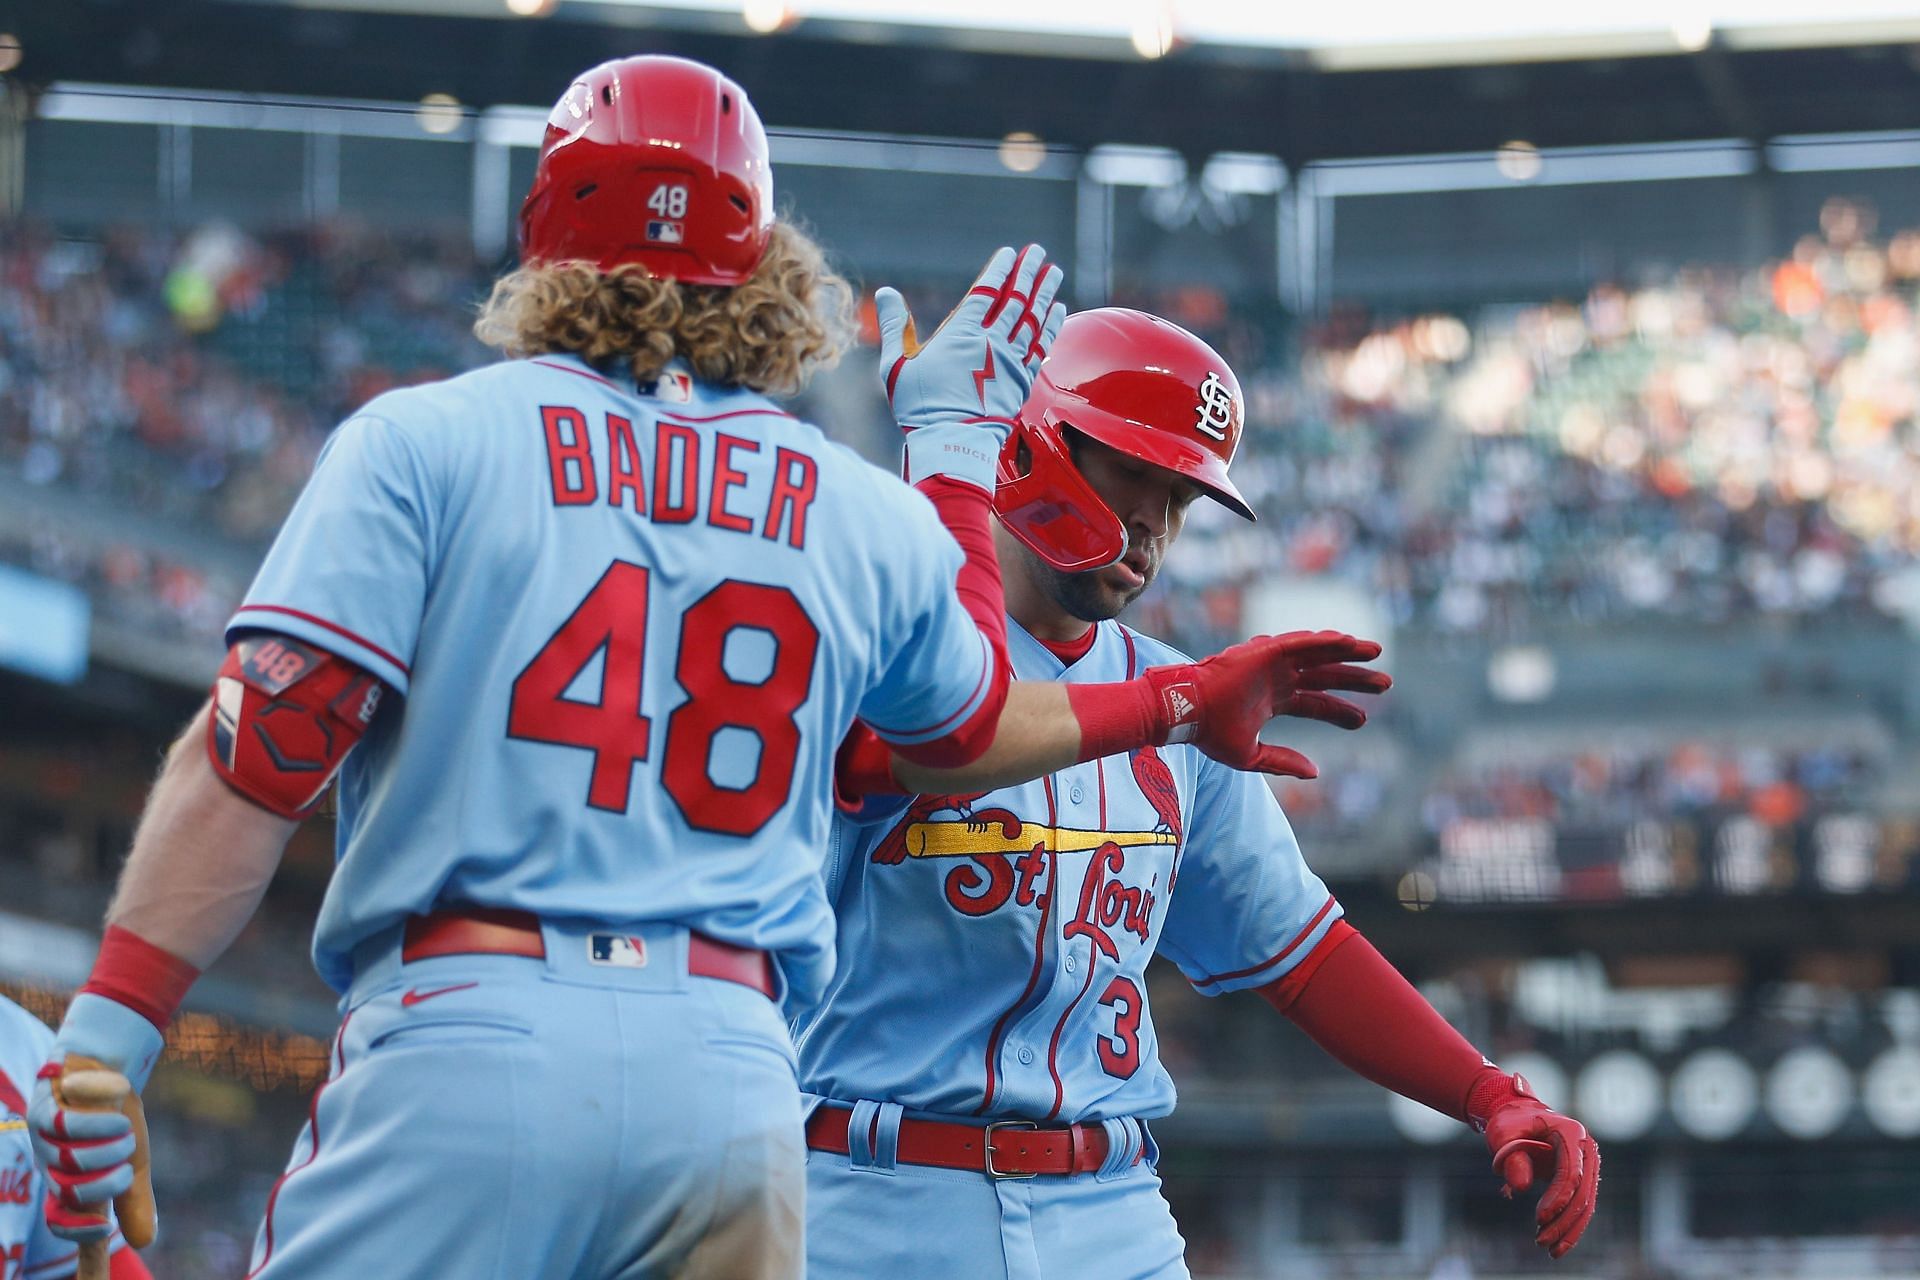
539;404;819;547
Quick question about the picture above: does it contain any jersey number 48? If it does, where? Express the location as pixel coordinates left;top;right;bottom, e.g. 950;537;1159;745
508;561;819;836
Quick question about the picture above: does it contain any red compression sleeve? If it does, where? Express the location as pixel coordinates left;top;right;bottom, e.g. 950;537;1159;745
889;477;1011;768
1260;923;1491;1122
81;925;201;1033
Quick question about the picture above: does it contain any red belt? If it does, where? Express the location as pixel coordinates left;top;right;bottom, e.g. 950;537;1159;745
805;1106;1134;1179
401;907;776;1000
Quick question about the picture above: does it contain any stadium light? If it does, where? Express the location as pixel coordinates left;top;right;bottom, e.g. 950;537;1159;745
1085;144;1185;188
1672;14;1713;50
416;93;464;136
504;0;560;15
0;33;20;75
998;131;1046;173
1496;139;1542;181
743;0;797;33
1199;152;1285;195
1131;3;1176;59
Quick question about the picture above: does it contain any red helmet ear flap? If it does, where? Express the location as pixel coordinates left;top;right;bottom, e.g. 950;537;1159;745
993;420;1127;573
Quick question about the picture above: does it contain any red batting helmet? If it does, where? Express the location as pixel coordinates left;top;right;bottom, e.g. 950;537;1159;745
518;55;775;286
995;308;1254;572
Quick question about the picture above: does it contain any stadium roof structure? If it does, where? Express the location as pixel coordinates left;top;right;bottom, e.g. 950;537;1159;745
11;0;1920;165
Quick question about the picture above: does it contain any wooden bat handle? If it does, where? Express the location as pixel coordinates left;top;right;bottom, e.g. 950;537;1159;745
58;1057;158;1269
59;1069;128;1280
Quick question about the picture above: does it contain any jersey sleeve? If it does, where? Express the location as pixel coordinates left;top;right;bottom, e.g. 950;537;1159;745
227;413;436;694
854;490;996;753
1157;755;1345;997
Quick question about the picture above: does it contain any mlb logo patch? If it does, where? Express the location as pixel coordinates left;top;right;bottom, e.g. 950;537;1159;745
589;934;649;968
642;370;693;404
646;220;685;244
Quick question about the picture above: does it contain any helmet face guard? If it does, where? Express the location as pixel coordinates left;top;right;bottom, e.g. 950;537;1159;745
993;308;1254;573
995;418;1129;573
519;55;775;286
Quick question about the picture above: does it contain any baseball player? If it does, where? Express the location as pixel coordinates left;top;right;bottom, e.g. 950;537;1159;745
28;57;1385;1280
799;308;1602;1277
0;994;150;1280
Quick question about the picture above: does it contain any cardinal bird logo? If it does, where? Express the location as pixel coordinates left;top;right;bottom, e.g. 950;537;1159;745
873;792;989;864
1130;745;1183;843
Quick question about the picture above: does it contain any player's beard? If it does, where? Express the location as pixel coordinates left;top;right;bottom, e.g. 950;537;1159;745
1025;536;1160;623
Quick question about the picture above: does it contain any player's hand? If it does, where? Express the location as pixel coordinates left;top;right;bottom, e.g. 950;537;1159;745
29;994;164;1250
1143;631;1390;777
1479;1073;1601;1259
878;243;1067;489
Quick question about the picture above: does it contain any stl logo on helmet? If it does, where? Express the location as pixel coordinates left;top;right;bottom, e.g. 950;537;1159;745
1194;371;1236;441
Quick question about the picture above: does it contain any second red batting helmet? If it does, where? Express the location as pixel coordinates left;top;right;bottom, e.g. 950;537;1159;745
518;55;775;286
995;308;1254;572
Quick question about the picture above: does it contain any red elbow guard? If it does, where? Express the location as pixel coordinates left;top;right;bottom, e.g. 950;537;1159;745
207;633;385;818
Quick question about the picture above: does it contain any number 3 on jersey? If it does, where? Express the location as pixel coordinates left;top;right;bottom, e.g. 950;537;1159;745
507;561;819;836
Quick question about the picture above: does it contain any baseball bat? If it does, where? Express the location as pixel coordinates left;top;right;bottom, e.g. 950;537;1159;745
59;1058;158;1278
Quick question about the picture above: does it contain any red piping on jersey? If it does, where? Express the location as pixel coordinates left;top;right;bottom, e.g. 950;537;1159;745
1118;624;1139;679
1190;893;1338;988
660;406;799;425
531;358;618;388
236;606;409;678
1043;949;1100;1122
245;1010;352;1279
862;634;991;741
0;1063;25;1115
1095;758;1108;828
976;775;1061;1115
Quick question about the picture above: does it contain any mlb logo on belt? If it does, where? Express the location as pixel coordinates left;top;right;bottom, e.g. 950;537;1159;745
646;220;684;244
589;934;649;968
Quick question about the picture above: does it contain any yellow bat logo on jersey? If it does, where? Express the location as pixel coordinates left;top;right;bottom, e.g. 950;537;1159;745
900;820;1171;859
873;796;1173;957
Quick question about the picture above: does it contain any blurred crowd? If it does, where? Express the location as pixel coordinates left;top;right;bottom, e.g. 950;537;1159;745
1422;738;1876;832
0;223;490;644
9;202;1920;656
1137;196;1920;647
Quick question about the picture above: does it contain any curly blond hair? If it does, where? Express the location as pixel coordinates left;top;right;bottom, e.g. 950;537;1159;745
474;222;854;397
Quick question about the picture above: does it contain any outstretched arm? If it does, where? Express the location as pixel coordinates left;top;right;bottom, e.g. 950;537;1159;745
1261;926;1602;1259
32;637;375;1259
841;630;1390;800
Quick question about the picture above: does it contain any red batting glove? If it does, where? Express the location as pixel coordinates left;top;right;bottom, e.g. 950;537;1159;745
1470;1071;1601;1259
1145;631;1390;777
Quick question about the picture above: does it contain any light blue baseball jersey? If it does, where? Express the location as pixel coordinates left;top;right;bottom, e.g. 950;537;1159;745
794;619;1343;1125
0;996;128;1280
230;354;994;1005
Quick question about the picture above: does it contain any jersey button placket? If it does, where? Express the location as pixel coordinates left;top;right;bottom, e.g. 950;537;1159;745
1017;1046;1035;1066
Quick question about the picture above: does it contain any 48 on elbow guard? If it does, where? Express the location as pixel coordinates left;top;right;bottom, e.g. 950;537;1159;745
208;633;384;818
